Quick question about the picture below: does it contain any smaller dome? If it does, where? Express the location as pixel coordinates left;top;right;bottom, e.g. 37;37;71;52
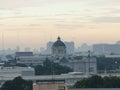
53;37;66;47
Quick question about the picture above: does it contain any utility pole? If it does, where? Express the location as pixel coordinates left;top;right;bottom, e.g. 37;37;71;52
2;32;4;56
51;58;54;80
88;50;91;75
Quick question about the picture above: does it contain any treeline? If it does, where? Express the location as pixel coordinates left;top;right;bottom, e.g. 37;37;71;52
74;75;120;88
35;59;73;75
97;57;120;72
1;77;32;90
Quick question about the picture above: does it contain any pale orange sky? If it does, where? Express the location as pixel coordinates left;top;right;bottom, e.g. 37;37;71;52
0;0;120;49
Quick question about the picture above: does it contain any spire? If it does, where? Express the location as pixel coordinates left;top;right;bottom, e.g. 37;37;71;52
57;36;61;41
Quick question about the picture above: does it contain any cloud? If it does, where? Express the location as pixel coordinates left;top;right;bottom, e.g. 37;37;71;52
93;16;120;23
55;22;83;30
0;0;83;9
0;0;120;10
27;24;41;27
0;24;3;26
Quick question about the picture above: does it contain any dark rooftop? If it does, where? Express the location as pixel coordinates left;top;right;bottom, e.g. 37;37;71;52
15;52;33;57
53;37;66;47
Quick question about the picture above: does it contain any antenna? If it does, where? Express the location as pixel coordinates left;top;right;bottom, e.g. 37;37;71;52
2;31;5;56
51;60;55;80
88;50;90;75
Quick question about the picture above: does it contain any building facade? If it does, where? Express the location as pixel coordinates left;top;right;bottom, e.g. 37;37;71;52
33;80;68;90
52;37;66;58
0;66;34;77
51;37;97;75
46;39;74;55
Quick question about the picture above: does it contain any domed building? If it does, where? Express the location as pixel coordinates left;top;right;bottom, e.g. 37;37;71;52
52;37;66;58
51;37;97;75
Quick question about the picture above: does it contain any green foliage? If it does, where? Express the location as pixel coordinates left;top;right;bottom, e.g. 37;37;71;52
35;59;73;75
97;57;120;72
6;55;14;60
1;77;33;90
15;63;28;67
74;75;120;88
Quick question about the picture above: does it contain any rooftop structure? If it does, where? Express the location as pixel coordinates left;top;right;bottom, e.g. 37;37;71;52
53;37;66;47
0;66;34;77
33;79;68;90
52;37;66;58
15;52;33;57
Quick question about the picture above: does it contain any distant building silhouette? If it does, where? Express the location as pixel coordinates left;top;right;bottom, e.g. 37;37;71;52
24;47;30;52
46;42;54;54
93;44;120;55
64;41;74;55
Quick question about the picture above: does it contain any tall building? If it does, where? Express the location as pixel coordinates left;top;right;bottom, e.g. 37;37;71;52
116;40;120;45
24;47;30;52
77;43;92;52
64;42;74;55
46;42;54;54
16;46;20;52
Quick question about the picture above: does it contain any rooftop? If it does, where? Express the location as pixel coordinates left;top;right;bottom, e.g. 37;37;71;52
53;37;66;47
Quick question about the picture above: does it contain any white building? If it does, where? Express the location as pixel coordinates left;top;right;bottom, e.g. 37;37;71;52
16;55;51;66
0;66;34;77
59;57;97;75
15;52;51;66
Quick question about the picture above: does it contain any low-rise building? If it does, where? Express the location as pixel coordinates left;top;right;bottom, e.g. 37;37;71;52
59;57;97;75
33;80;68;90
0;66;34;77
16;55;51;66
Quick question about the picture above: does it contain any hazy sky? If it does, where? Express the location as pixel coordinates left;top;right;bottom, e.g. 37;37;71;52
0;0;120;49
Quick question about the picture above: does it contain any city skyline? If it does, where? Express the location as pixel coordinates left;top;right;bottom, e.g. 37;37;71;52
0;0;120;49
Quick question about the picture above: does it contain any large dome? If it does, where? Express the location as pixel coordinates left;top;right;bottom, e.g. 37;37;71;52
53;37;66;47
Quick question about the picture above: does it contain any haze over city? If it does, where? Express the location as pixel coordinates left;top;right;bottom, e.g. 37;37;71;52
1;1;120;90
0;0;120;49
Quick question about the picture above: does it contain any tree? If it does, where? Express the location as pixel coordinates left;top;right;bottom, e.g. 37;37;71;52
15;63;28;67
74;75;103;88
74;75;120;88
35;59;73;75
97;56;120;73
1;77;33;90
